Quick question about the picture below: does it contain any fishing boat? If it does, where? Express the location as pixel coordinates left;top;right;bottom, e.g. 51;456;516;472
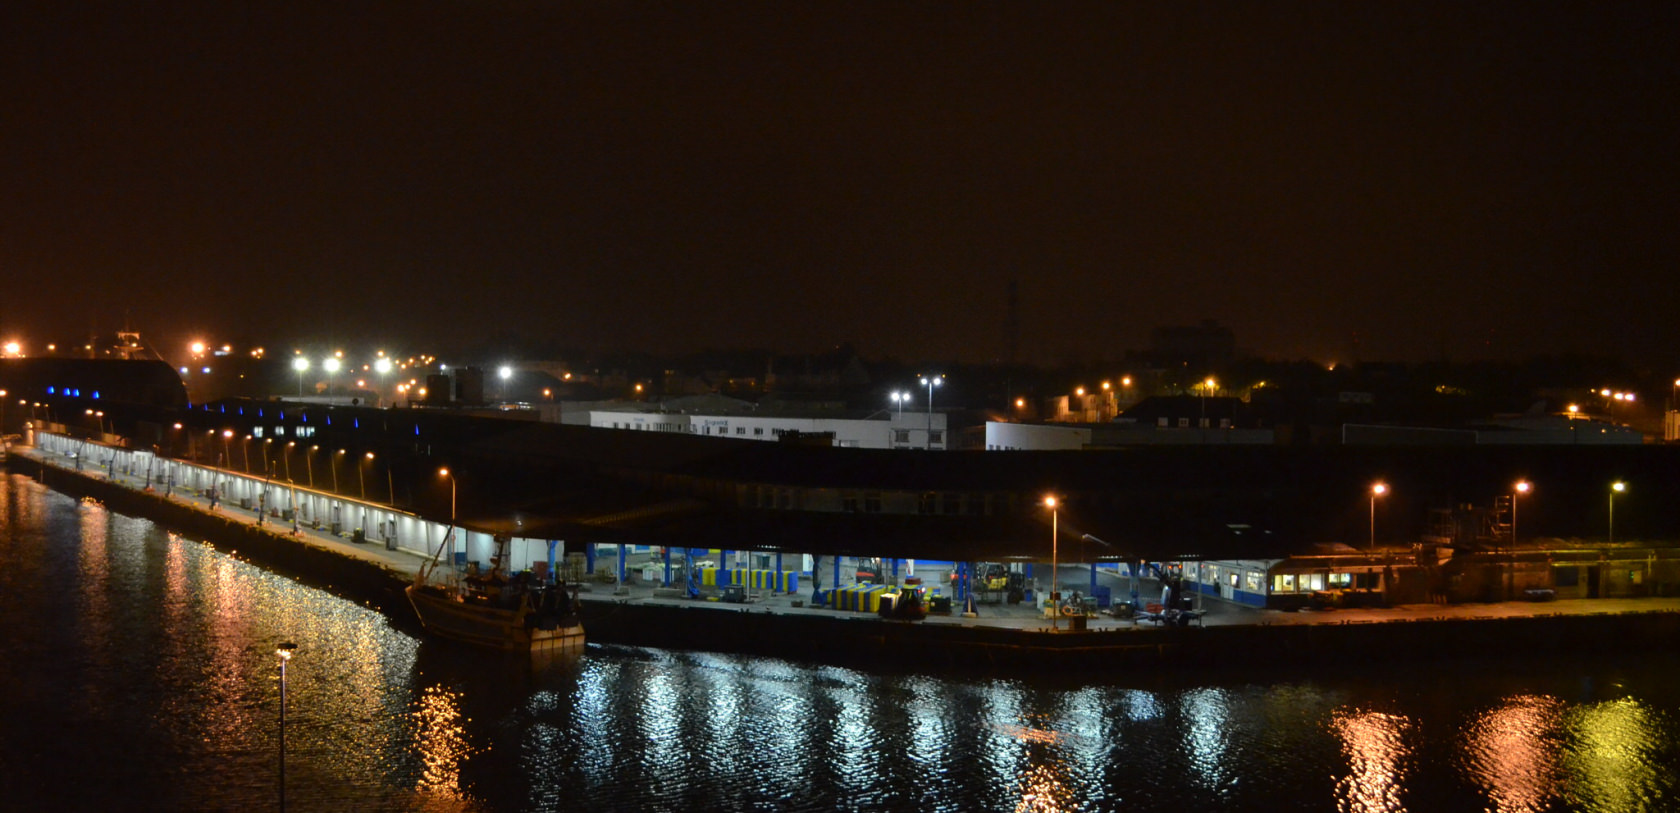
406;531;584;653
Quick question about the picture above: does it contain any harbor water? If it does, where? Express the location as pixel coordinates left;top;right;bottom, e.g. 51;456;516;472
2;473;1676;812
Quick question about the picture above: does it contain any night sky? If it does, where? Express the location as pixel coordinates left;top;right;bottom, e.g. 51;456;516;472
4;2;1678;366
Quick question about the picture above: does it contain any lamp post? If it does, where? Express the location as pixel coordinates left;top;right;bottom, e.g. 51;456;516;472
358;452;371;499
306;445;317;488
440;468;457;526
375;356;393;407
1609;481;1626;543
292;356;309;398
323;356;342;405
283;442;295;482
919;375;942;450
498;365;513;402
276;642;297;812
1369;482;1387;550
332;449;343;493
1200;377;1216;428
440;467;458;572
1045;495;1059;631
890;390;909;418
1512;480;1531;548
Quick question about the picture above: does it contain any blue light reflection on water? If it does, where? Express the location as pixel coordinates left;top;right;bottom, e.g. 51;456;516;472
2;474;1678;812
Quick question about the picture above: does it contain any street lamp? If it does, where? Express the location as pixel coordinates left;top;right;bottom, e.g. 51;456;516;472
1044;495;1059;631
292;356;309;398
439;467;458;570
890;390;909;418
375;356;393;406
332;449;344;493
439;467;457;526
1609;481;1626;543
919;374;943;450
306;445;318;488
1369;482;1387;550
359;451;372;499
323;356;342;404
1512;480;1531;547
276;642;297;812
1200;377;1217;427
498;365;513;401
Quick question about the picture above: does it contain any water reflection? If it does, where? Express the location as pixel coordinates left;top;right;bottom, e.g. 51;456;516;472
1562;698;1670;813
414;684;474;800
1461;694;1564;813
1332;708;1414;813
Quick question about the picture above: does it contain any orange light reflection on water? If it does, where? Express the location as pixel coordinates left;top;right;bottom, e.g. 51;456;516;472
414;684;476;800
1331;708;1414;813
1461;694;1563;813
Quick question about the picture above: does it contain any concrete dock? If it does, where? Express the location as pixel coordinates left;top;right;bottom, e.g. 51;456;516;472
10;442;1680;670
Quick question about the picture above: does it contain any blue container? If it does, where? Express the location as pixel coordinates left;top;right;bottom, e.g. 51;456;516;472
1092;585;1112;608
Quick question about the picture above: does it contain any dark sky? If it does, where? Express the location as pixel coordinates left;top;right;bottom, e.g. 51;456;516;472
4;2;1678;366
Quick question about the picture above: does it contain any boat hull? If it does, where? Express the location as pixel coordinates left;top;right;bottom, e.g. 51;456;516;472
406;584;584;653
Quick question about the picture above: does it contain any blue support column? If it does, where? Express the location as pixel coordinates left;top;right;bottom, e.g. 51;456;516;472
546;540;558;584
956;562;968;603
891;558;900;581
721;549;732;583
663;546;673;587
1023;563;1035;603
584;543;596;576
685;548;699;599
617;543;628;584
832;556;841;589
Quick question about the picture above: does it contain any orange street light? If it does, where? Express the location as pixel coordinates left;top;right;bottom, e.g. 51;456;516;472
1369;482;1388;550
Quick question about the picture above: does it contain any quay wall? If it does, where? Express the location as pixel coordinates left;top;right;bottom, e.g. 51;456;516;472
580;595;1680;671
10;453;1680;673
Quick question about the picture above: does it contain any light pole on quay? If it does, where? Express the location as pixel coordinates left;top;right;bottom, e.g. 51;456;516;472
1369;482;1387;550
1609;481;1626;543
292;356;309;398
919;375;943;450
1044;495;1059;631
1512;480;1531;547
440;467;458;570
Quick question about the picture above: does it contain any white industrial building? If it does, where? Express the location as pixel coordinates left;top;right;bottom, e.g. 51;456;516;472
582;396;950;450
